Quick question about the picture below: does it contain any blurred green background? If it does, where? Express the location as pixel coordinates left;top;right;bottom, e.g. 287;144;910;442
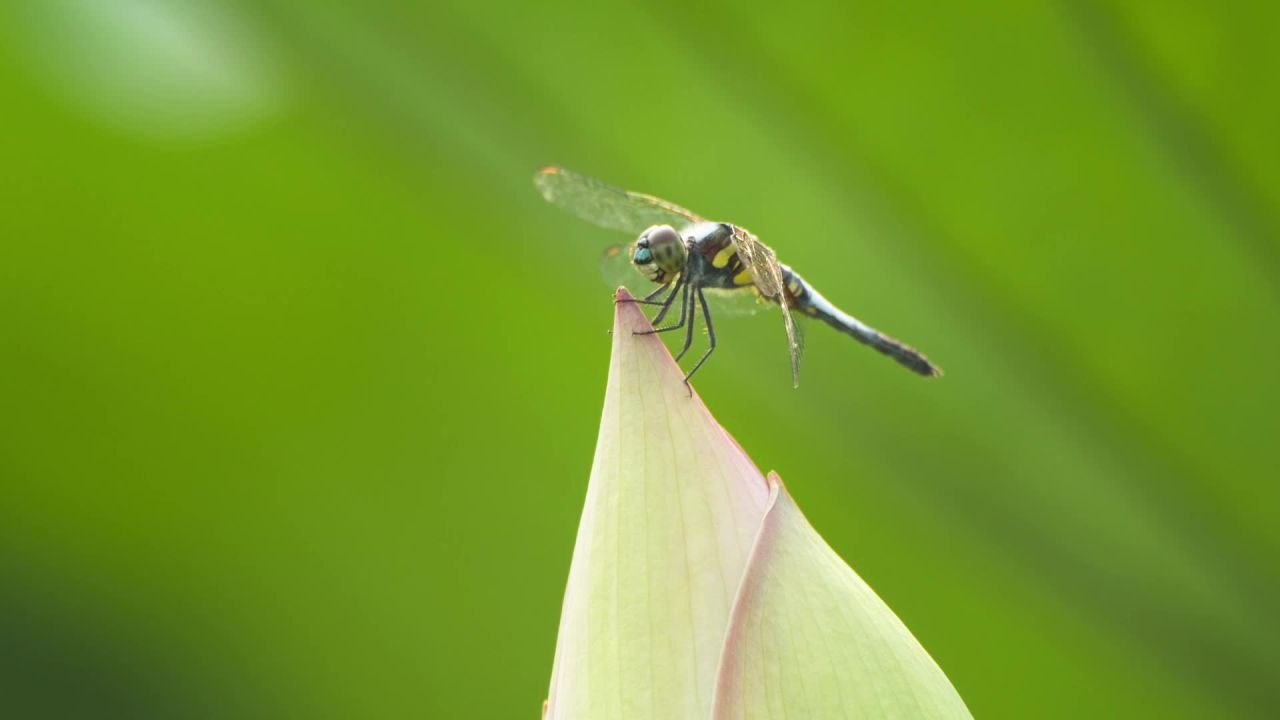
1;1;1277;717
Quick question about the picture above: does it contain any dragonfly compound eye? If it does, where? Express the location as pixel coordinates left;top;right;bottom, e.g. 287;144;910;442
634;225;688;284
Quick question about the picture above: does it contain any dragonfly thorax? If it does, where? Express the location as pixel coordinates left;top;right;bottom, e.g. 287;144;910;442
632;224;689;284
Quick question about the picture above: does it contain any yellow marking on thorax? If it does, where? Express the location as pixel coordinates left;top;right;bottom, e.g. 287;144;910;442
732;269;754;287
711;246;735;268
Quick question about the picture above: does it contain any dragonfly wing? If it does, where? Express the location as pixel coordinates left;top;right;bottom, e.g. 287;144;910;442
730;227;803;387
599;243;639;289
534;166;704;235
701;286;769;317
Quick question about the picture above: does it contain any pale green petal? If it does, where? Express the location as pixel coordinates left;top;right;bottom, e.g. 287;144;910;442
547;289;968;719
713;474;972;720
546;289;771;720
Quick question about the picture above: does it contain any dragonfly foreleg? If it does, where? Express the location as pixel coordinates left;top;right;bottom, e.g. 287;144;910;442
635;278;688;335
643;283;673;302
616;282;677;306
648;274;684;326
683;287;717;385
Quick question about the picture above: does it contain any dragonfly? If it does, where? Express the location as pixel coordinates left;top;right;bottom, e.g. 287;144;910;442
534;166;941;387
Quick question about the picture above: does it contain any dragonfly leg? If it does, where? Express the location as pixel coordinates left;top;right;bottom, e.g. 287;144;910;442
635;278;688;335
683;288;717;386
675;282;698;362
616;282;676;306
648;274;684;326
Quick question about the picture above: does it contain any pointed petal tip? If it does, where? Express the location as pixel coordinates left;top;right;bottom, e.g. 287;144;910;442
548;284;772;720
609;286;698;398
611;287;651;336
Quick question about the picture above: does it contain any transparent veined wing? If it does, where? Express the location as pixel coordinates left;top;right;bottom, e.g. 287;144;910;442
730;226;804;387
599;244;637;289
534;166;703;235
702;286;777;318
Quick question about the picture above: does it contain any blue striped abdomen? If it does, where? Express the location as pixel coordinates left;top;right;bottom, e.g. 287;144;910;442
781;266;941;377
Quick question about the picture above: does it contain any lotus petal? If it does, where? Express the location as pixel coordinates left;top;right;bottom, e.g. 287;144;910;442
713;474;972;719
546;288;969;719
545;289;771;719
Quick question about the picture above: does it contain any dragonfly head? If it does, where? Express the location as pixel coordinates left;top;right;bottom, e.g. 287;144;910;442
632;224;688;284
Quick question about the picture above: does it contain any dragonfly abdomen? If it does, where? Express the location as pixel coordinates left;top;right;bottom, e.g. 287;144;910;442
782;266;941;377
